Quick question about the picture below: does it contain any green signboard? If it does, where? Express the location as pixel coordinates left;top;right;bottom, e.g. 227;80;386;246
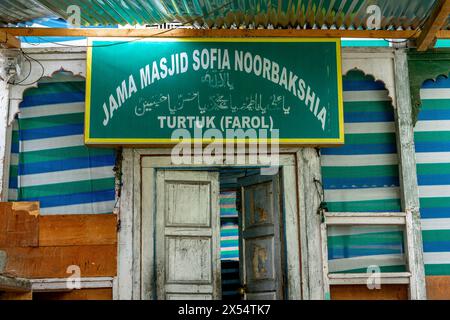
85;38;343;145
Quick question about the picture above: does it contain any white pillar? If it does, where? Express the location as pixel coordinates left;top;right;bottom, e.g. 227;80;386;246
394;49;427;300
0;50;18;201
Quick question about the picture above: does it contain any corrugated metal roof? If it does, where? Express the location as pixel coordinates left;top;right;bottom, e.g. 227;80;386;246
0;0;57;25
0;0;443;31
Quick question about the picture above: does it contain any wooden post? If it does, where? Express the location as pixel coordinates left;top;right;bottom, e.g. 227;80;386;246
0;77;9;200
117;148;135;300
393;49;427;300
0;31;20;49
297;148;324;300
320;223;331;300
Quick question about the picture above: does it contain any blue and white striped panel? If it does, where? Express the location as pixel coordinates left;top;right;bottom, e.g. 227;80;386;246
219;178;241;297
416;76;450;275
220;190;239;218
321;71;406;273
9;72;116;215
218;169;261;261
220;222;239;261
220;188;239;261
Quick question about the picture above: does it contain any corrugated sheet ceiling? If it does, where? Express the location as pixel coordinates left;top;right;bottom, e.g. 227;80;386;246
0;0;56;25
0;0;444;31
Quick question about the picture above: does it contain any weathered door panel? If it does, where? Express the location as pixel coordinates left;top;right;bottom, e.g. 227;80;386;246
238;174;283;300
156;170;221;300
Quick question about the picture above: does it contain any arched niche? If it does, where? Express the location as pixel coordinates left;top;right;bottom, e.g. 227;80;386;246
408;49;450;125
342;49;397;109
342;68;396;110
8;48;86;125
15;69;86;110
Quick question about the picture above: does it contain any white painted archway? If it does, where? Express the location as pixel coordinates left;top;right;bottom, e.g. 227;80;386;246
0;47;86;200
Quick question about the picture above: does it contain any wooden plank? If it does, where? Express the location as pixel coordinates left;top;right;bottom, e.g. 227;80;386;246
325;216;406;225
3;245;116;278
31;277;113;292
33;288;112;300
1;27;419;39
0;31;20;48
0;274;31;292
324;212;406;217
0;291;32;300
437;30;450;38
426;276;450;300
329;278;410;285
328;273;411;285
330;285;408;300
328;272;411;279
39;214;117;246
0;202;39;248
10;202;40;216
394;50;427;300
416;0;450;51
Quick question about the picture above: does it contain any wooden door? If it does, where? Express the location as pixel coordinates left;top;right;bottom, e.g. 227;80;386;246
155;170;221;300
238;174;284;300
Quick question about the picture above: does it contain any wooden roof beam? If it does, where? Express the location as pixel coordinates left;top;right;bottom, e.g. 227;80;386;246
416;0;450;51
437;29;450;38
0;27;419;39
0;31;20;49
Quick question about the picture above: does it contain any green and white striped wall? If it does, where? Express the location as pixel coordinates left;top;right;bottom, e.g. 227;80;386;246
321;70;406;274
322;70;450;276
415;75;450;276
8;71;116;215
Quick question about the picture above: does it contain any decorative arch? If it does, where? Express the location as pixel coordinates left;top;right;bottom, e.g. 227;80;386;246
6;67;116;215
13;68;86;114
342;49;397;109
408;49;450;124
2;49;86;200
342;68;396;110
9;48;86;125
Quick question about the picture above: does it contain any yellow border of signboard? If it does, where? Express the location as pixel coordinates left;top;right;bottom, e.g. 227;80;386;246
85;37;344;145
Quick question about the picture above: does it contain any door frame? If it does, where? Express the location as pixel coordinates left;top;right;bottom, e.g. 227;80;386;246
116;148;323;300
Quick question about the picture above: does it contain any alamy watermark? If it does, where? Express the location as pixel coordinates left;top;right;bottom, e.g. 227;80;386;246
66;265;81;289
170;126;280;175
366;5;382;30
366;265;381;290
67;5;81;28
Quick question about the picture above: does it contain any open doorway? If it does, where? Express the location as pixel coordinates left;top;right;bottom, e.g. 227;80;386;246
143;154;302;300
152;167;286;299
134;152;302;300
